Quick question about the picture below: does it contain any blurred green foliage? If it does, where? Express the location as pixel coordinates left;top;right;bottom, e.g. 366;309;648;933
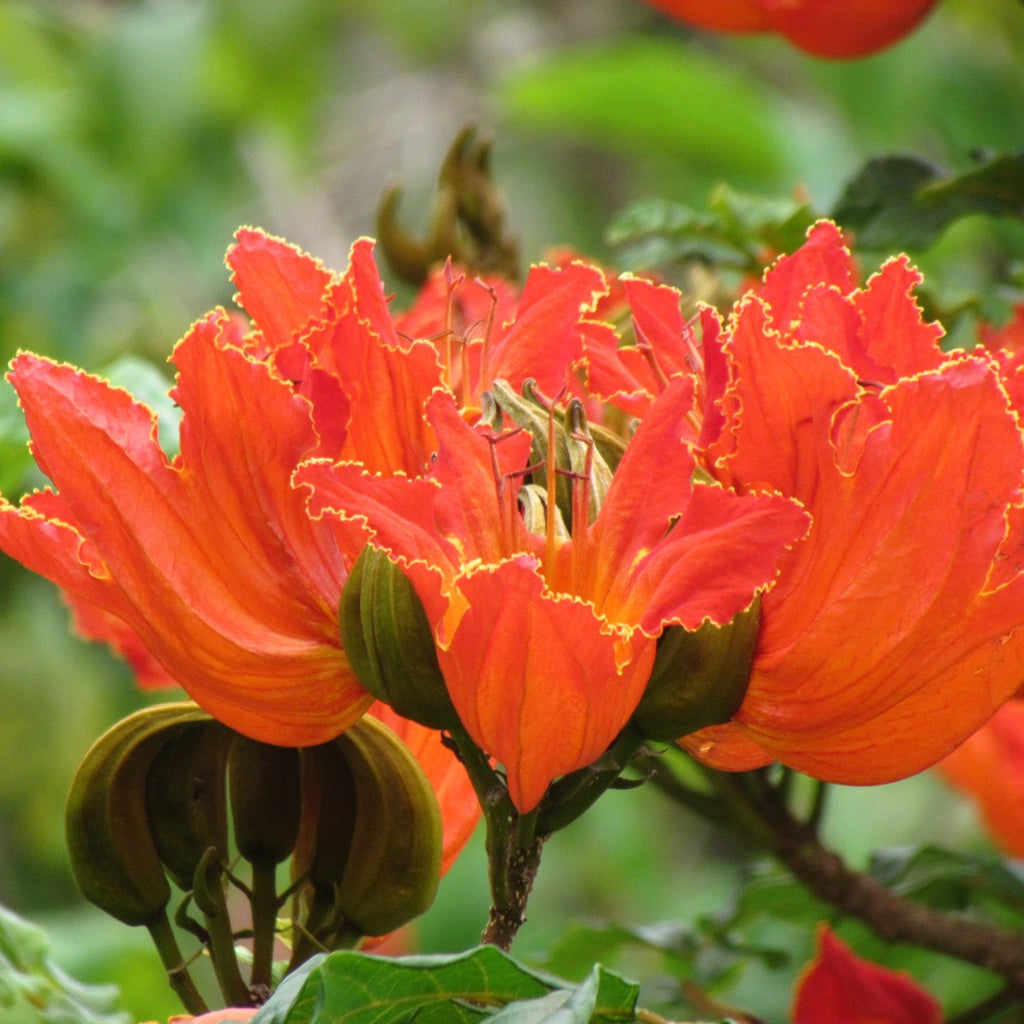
0;0;1021;1021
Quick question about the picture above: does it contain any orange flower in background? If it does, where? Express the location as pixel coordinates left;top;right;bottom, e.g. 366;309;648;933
228;228;610;440
602;221;1024;784
299;380;808;813
640;0;940;58
939;699;1024;859
793;926;941;1023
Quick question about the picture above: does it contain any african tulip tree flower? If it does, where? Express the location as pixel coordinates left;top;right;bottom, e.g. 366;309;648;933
0;322;370;745
298;380;808;813
793;926;941;1023
639;0;940;58
611;220;1024;784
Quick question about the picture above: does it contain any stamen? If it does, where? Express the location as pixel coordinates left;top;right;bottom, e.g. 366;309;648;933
441;258;463;391
568;433;594;593
636;334;671;391
475;278;500;393
485;425;540;558
545;394;559;573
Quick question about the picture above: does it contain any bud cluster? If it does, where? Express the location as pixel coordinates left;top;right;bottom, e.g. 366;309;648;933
64;703;442;1010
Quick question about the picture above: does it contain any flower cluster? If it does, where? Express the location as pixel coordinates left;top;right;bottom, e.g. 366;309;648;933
3;220;1024;829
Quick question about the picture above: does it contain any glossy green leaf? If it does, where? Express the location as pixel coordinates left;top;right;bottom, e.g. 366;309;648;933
831;152;1024;250
251;947;639;1024
607;185;815;274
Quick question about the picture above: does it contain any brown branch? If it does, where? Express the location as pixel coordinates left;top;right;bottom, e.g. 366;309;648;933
754;780;1024;991
480;835;544;952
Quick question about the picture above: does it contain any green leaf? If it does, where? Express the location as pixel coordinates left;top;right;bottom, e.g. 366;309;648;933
0;904;129;1024
607;186;815;275
487;967;598;1024
831;152;1024;250
868;845;1024;921
251;947;639;1024
498;38;784;182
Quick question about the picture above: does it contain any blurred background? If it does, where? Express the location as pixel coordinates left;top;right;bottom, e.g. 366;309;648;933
0;0;1022;1020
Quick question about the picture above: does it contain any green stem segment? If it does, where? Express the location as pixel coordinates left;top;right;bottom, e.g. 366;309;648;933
145;910;208;1016
248;859;279;994
449;723;649;952
193;850;252;1007
447;725;536;950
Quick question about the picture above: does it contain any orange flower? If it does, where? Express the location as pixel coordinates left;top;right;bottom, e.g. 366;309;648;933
939;699;1024;859
793;926;941;1023
299;380;807;813
600;221;1024;784
640;0;940;58
0;320;370;746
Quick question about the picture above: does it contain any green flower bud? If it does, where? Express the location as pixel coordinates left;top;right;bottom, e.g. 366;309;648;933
340;544;458;730
228;736;302;867
65;703;212;927
633;599;760;742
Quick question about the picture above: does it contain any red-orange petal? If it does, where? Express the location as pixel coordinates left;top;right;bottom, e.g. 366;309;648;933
938;699;1024;859
721;352;1024;781
438;558;656;813
641;0;939;57
303;239;443;475
580;376;809;630
227;228;333;353
481;260;609;399
793;926;941;1023
771;0;940;58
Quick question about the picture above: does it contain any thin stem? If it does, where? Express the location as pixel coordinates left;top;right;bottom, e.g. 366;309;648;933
145;909;209;1016
247;858;279;994
447;725;546;951
194;852;251;1007
805;777;829;835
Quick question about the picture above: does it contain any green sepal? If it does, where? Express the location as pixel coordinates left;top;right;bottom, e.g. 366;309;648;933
339;544;458;730
64;702;212;927
632;598;760;742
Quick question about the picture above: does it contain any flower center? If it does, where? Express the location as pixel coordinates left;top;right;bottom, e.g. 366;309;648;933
482;382;612;595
